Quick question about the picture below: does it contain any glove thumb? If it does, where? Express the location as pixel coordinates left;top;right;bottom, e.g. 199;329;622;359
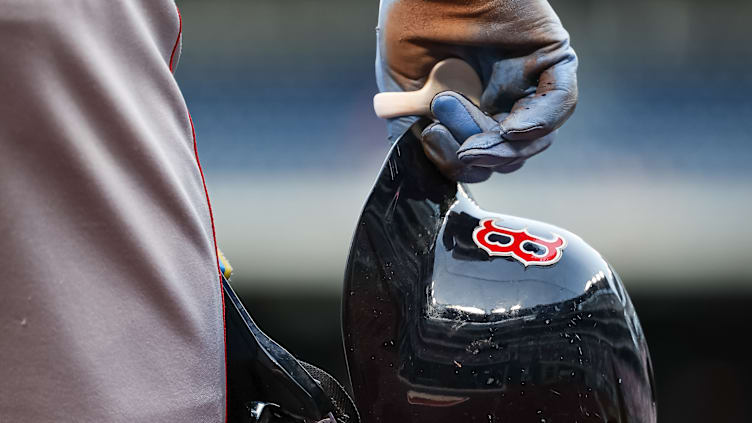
430;91;497;142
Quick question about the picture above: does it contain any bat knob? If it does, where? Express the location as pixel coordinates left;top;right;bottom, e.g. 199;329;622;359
373;58;483;119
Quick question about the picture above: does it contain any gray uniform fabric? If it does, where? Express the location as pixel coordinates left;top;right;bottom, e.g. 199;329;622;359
0;2;225;422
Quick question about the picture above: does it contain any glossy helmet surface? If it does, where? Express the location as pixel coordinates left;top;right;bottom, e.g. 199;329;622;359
342;120;656;423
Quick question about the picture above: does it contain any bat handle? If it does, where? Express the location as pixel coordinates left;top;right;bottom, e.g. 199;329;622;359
373;58;483;119
373;91;431;119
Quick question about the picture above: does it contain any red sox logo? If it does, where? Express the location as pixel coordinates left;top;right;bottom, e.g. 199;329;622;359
472;218;566;267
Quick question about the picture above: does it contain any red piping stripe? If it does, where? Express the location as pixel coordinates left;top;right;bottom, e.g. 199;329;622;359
174;6;228;422
188;114;228;416
169;7;182;72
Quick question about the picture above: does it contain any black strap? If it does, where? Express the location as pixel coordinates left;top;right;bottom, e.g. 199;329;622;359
223;276;359;423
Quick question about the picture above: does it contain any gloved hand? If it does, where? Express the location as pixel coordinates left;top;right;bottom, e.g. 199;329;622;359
376;0;578;182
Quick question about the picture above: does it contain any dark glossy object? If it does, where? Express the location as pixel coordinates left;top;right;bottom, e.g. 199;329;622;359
342;121;656;423
223;277;335;422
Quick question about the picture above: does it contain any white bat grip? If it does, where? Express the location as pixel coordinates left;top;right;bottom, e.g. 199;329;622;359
373;58;483;119
373;91;431;119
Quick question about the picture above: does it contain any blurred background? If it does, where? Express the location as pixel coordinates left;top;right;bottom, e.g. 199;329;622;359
175;0;752;421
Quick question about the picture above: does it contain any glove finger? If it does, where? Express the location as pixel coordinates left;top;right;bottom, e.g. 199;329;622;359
457;130;556;167
493;161;526;174
498;56;578;141
421;123;492;183
480;38;578;142
480;57;534;115
430;91;497;141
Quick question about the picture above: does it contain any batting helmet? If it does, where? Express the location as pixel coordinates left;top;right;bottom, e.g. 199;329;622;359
342;120;656;423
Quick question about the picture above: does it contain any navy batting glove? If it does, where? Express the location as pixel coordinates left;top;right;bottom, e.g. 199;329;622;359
376;0;577;182
422;91;555;182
